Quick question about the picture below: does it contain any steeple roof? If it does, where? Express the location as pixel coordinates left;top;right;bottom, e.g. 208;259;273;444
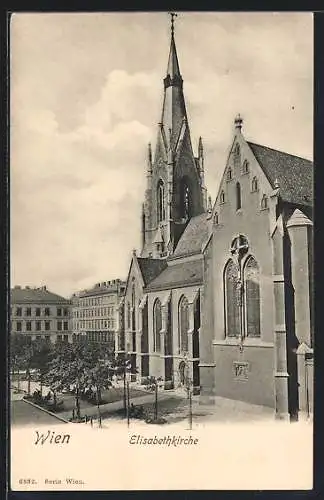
156;17;191;156
166;33;181;80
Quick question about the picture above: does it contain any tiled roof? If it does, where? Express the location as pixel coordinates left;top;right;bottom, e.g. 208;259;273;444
137;258;168;286
172;212;211;258
248;142;313;207
145;259;203;291
11;287;71;304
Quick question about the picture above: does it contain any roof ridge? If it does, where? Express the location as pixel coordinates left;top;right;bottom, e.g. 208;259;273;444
248;141;313;164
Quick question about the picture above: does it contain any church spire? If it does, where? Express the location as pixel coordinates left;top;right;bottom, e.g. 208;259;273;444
165;13;181;85
160;12;188;153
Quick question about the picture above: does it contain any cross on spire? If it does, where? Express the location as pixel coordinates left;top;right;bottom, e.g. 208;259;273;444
169;12;177;37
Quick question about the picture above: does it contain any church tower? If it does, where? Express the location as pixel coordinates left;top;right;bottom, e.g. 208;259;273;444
141;14;207;259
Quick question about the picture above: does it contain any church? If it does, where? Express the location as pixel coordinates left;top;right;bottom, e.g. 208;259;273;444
116;17;313;420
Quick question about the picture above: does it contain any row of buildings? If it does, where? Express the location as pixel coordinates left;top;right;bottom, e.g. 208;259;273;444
10;280;126;348
11;18;313;420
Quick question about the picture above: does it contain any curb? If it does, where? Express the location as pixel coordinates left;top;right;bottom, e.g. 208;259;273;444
22;398;70;423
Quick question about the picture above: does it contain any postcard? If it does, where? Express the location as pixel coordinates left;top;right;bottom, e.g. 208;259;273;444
10;11;313;491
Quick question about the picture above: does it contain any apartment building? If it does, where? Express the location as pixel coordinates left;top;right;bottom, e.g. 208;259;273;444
71;279;126;350
10;285;72;343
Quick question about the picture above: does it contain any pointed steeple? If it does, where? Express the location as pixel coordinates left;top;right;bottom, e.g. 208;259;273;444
165;14;181;86
160;13;188;153
141;14;206;259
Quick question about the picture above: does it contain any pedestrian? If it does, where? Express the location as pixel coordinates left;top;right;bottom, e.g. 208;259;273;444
99;415;102;428
85;415;88;423
90;417;93;427
72;409;75;421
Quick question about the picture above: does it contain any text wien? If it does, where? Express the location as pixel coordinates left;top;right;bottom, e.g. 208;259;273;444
34;430;71;445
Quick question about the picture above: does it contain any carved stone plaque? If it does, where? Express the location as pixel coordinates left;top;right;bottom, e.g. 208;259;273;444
233;361;249;381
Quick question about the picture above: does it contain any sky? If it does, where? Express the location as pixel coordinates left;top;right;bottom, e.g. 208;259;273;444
10;12;313;298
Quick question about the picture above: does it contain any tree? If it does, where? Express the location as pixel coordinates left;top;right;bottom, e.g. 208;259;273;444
10;333;31;391
29;339;53;396
113;354;133;416
44;341;115;421
144;376;163;421
85;363;112;421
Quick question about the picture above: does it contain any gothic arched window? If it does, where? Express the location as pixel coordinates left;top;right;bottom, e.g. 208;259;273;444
153;298;162;352
227;167;233;181
131;284;136;331
220;190;225;204
157;180;165;223
261;194;268;209
178;295;189;352
126;301;131;329
244;256;261;337
224;259;240;337
234;143;241;169
242;160;249;174
214;212;219;225
251;176;258;192
236;182;242;210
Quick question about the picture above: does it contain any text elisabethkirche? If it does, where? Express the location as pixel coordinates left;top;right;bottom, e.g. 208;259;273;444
129;434;199;447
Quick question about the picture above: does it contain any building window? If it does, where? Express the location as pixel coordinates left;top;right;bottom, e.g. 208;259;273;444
244;256;261;337
45;321;50;331
261;194;268;210
45;335;50;343
220;190;225;204
157;180;165;223
242;160;249;174
234;143;241;169
236;182;242;210
214;212;219;225
251;176;258;192
44;307;50;316
63;334;69;343
26;307;31;316
57;321;62;331
16;307;22;316
57;307;62;316
16;321;22;332
64;308;69;316
36;321;41;331
178;295;189;353
127;301;131;329
224;259;240;337
227;168;233;181
57;335;62;342
35;308;41;317
153;298;162;352
26;321;31;331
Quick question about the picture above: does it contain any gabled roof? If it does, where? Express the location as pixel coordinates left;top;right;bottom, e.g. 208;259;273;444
137;258;168;287
172;212;211;258
248;142;313;207
11;287;70;304
145;259;203;291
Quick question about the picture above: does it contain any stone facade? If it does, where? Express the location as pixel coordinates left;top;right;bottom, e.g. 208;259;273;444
10;285;72;343
119;20;313;421
71;279;125;351
200;120;313;420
